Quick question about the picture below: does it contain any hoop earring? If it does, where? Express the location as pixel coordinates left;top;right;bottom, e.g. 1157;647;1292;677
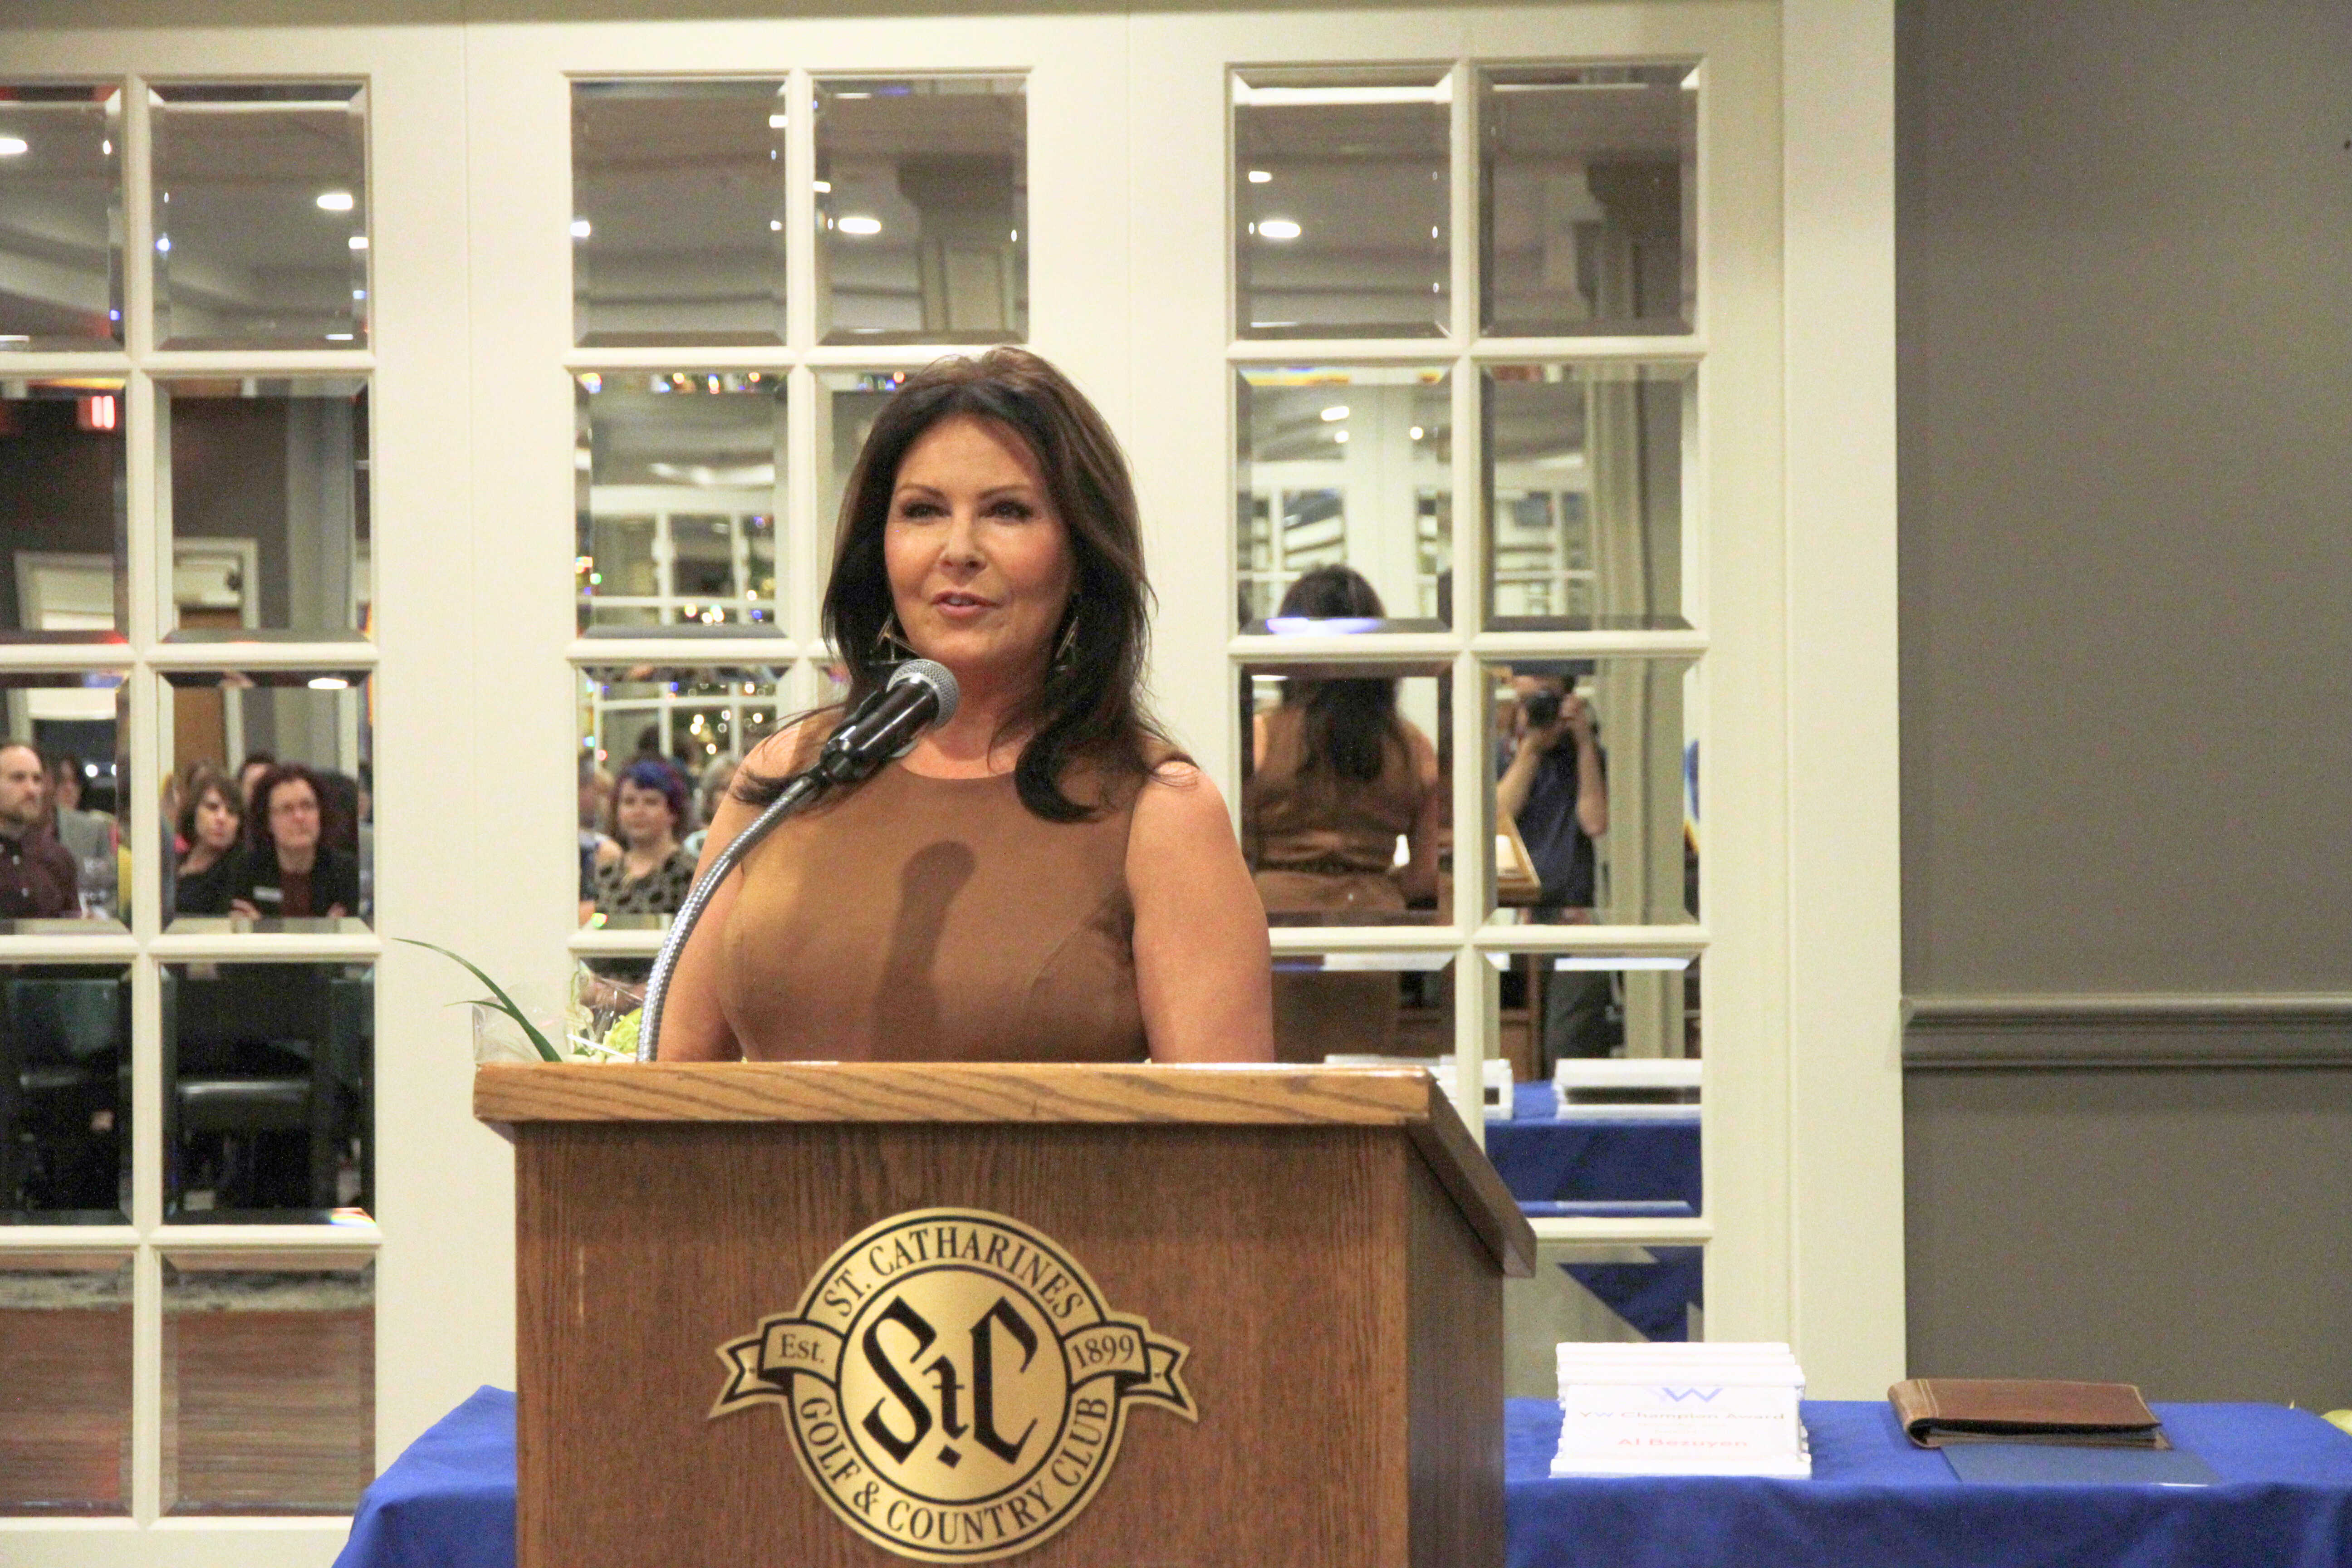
876;609;914;661
1051;609;1081;673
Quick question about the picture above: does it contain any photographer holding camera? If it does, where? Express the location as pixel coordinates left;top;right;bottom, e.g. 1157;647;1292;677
1498;667;1613;1064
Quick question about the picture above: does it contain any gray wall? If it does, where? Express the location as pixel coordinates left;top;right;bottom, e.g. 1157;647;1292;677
1899;0;2352;1406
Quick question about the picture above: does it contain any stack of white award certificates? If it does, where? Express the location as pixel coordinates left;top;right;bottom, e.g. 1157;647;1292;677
1553;1342;1813;1477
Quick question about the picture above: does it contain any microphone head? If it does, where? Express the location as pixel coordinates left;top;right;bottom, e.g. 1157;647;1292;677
887;658;960;725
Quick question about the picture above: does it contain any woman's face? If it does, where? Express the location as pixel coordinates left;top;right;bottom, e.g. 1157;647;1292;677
884;414;1075;690
194;786;240;852
615;779;676;850
266;779;320;857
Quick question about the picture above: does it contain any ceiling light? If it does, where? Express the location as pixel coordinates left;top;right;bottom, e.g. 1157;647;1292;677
348;235;368;250
1247;169;1271;183
1409;426;1425;441
769;219;783;231
1319;405;1348;422
838;215;881;235
570;218;592;239
768;114;787;129
812;180;832;193
316;190;355;212
308;676;350;690
0;137;27;157
1333;430;1350;443
153;235;170;254
1259;218;1301;241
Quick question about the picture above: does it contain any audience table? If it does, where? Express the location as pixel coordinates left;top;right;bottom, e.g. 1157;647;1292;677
335;1390;2352;1568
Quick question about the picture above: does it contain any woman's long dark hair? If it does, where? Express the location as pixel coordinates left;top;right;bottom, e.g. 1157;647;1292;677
739;348;1169;822
1278;565;1404;785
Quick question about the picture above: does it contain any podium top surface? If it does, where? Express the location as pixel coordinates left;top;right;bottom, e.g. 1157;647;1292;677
476;1061;1534;1275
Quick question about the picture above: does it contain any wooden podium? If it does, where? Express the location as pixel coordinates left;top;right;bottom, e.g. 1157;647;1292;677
476;1061;1535;1567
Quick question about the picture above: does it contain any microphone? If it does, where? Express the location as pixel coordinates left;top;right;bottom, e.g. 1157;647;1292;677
813;659;960;784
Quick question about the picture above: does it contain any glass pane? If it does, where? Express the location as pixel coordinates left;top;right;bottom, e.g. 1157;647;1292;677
572;79;787;347
1240;662;1450;927
163;963;373;1222
1487;951;1702;1083
1505;1241;1704;1396
0;965;130;1223
160;671;373;930
151;83;368;349
1481;66;1696;337
578;664;787;929
1271;950;1452;1066
1233;68;1450;340
0;85;123;350
818;368;911;539
817;75;1027;345
1487;658;1697;925
0;377;126;639
162;1254;373;1513
162;377;369;639
574;371;784;635
1484;363;1692;631
1235;365;1450;629
0;1252;132;1514
0;672;127;931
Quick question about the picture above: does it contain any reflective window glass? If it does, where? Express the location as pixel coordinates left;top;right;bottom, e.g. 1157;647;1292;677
818;368;910;541
574;371;783;635
1487;951;1702;1081
1270;950;1452;1066
1481;66;1696;337
1506;1241;1704;1396
150;83;367;349
1235;365;1450;629
1487;657;1697;925
1484;363;1691;631
162;378;369;640
0;377;127;639
0;966;129;1224
1233;68;1450;340
578;664;787;929
0;1252;132;1514
1240;662;1451;927
572;79;787;347
0;85;122;350
817;76;1027;345
160;671;373;931
162;963;373;1222
162;1254;373;1513
0;671;127;931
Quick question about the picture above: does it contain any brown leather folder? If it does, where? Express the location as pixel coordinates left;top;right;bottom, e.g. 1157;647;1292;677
1888;1378;2168;1449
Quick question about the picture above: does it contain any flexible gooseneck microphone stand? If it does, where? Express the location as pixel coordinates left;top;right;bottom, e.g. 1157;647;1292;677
635;660;959;1060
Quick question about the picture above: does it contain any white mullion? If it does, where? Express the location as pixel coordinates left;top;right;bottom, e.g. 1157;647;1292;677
139;349;377;375
0;1225;141;1250
0;352;133;377
1530;1215;1713;1246
567;929;665;959
131;1235;162;1523
787;365;823;650
151;1223;383;1252
144;642;380;673
1224;337;1456;365
145;931;383;964
1448;55;1473;344
1470;923;1710;955
1443;54;1484;1137
786;66;815;354
128;953;162;1524
1469;336;1708;363
565;637;799;666
123;74;154;362
126;671;160;945
1473;628;1709;660
0;644;136;674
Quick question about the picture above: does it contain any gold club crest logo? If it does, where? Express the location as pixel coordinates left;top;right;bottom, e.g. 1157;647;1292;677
711;1208;1194;1562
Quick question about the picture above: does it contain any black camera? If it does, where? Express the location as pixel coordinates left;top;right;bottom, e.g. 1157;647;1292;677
1522;688;1563;728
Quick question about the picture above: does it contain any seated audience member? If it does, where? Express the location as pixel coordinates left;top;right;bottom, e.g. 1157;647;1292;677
172;765;245;916
44;753;113;864
0;741;76;919
230;763;361;921
593;757;695;918
681;754;740;859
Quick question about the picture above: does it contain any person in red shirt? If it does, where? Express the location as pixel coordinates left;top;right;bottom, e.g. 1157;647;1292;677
0;741;77;919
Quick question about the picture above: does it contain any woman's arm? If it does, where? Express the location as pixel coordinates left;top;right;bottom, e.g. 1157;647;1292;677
1398;725;1442;906
651;725;808;1061
1128;762;1273;1063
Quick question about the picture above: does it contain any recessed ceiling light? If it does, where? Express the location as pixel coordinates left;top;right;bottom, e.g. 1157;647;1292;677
348;235;368;250
1333;429;1349;443
0;137;27;157
1247;169;1271;183
308;676;350;690
1259;218;1301;241
1409;426;1425;441
769;219;782;231
316;190;355;212
570;218;592;239
768;114;787;129
838;215;882;235
812;180;832;193
1319;405;1348;422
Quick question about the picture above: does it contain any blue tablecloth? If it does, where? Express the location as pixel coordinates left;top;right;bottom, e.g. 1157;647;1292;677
339;1392;2352;1568
1506;1397;2352;1568
334;1386;515;1568
1485;1083;1702;1217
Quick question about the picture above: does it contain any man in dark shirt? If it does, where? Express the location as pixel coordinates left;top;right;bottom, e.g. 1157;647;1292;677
0;740;78;919
1496;672;1612;1066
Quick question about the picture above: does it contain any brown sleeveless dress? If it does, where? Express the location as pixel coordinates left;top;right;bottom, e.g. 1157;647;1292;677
719;743;1148;1063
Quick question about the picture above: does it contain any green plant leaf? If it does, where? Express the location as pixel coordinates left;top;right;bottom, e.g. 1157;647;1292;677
398;938;564;1063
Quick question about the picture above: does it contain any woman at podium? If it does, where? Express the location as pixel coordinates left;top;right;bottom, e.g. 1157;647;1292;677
657;350;1274;1065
